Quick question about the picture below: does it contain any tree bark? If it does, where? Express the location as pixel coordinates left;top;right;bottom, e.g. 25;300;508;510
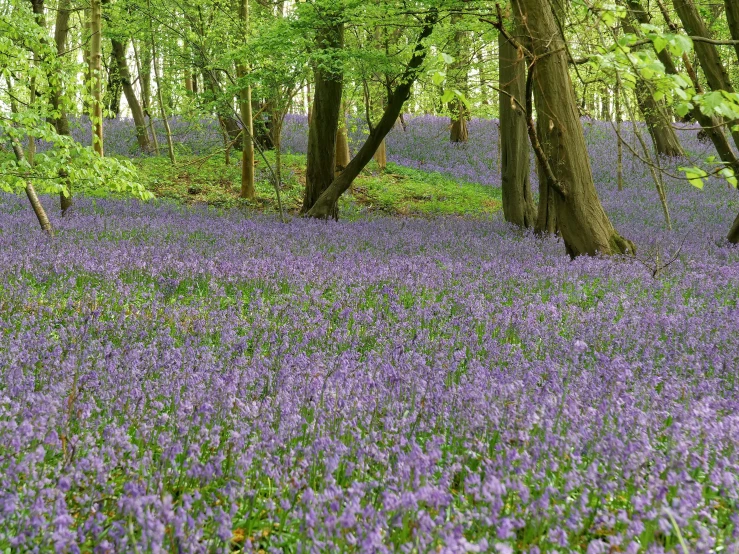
448;14;469;143
512;0;634;256
729;213;739;244
90;0;104;156
305;10;438;219
672;0;739;149
301;16;344;215
499;26;536;228
725;0;739;63
237;0;255;199
640;0;739;174
374;138;387;170
621;13;684;157
111;38;151;153
335;105;351;177
105;51;123;118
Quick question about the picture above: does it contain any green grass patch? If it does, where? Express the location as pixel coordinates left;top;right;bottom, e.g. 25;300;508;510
134;152;501;217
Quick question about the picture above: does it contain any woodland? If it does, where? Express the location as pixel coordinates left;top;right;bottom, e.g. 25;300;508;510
2;0;739;551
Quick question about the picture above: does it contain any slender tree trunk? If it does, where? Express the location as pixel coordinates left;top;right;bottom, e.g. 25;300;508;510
335;104;351;177
237;0;255;199
620;14;684;157
374;139;387;170
306;82;313;123
647;0;739;172
725;0;739;63
499;26;536;228
90;0;103;156
615;79;624;191
301;16;344;215
449;14;469;143
105;50;123;118
7;84;53;234
52;0;73;213
111;39;151;153
133;40;159;153
148;4;175;164
305;10;438;219
673;0;739;149
511;0;634;256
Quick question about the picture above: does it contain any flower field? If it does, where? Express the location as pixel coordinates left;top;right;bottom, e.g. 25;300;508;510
2;117;739;552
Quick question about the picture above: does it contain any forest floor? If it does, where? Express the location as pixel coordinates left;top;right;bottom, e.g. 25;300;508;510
134;151;501;217
3;117;739;552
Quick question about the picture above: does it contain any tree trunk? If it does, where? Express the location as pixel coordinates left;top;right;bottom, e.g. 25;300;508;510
725;0;739;63
672;0;739;149
305;10;438;219
90;0;104;156
301;18;344;215
499;27;536;228
335;106;351;177
643;0;739;172
105;50;123;118
237;0;255;199
148;0;175;164
512;0;634;256
7;91;53;234
111;39;151;153
448;14;469;143
729;212;739;244
621;15;684;158
374;139;387;170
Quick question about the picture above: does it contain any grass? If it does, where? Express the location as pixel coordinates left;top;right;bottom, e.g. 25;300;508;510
133;151;501;217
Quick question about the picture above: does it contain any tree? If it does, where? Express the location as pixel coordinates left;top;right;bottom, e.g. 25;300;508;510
301;4;344;215
499;19;536;228
305;9;438;219
90;0;104;156
237;0;255;200
509;0;634;256
620;14;684;158
111;38;152;153
672;0;739;150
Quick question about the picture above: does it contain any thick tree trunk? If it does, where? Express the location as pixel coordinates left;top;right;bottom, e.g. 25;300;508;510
111;39;151;153
499;27;536;228
512;0;634;256
673;0;739;149
301;18;344;215
90;0;104;155
305;10;438;219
